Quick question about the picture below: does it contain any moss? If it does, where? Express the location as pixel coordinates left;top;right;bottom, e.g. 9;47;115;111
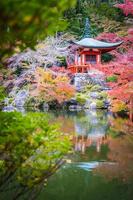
0;86;6;103
86;84;93;90
99;91;107;99
83;84;102;94
90;84;101;92
96;100;105;108
76;94;87;105
9;98;14;104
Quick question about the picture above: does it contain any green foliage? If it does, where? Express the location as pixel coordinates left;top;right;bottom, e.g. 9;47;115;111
106;75;118;82
0;160;5;175
84;84;93;91
99;91;108;99
0;86;6;103
56;56;67;67
107;128;121;138
24;97;42;107
96;99;105;108
0;112;71;187
0;0;76;60
102;53;114;62
65;0;124;37
83;84;101;93
94;2;124;21
90;84;102;92
76;93;87;105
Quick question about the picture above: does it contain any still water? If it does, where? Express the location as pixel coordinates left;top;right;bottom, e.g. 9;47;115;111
1;109;133;200
39;110;133;200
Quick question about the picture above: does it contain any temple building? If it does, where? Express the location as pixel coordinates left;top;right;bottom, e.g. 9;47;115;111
67;18;122;74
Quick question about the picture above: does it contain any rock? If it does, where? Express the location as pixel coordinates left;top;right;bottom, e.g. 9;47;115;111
84;99;92;109
17;79;28;88
74;70;107;92
3;105;16;112
104;99;111;107
69;105;82;111
90;92;99;99
64;99;78;107
43;103;49;111
5;81;14;93
89;102;97;109
68;98;78;105
74;73;91;91
125;17;133;25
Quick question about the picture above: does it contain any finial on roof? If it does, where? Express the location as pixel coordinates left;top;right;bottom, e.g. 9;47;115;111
82;18;91;39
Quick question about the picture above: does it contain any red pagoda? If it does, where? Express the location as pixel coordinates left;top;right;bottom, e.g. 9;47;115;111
67;18;122;74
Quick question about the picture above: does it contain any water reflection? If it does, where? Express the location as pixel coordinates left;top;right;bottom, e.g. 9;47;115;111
73;110;109;153
94;134;133;182
0;109;133;200
73;135;108;153
40;110;133;200
50;110;110;153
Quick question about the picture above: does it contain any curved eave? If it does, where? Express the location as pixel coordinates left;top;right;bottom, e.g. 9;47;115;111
99;45;122;53
73;38;123;53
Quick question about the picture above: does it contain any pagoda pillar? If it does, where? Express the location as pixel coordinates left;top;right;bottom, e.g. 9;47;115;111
75;51;78;65
78;55;81;65
82;54;85;65
97;53;101;64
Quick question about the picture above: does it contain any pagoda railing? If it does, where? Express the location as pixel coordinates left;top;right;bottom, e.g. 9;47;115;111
68;64;94;74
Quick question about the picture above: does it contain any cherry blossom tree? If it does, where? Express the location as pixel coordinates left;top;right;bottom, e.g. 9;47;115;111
7;35;71;70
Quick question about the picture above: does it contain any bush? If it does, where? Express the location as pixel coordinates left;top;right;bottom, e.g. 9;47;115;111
111;100;127;113
96;100;105;108
0;112;71;187
102;53;114;62
106;75;118;82
99;91;108;99
76;94;86;105
30;68;75;104
90;84;101;92
0;86;6;104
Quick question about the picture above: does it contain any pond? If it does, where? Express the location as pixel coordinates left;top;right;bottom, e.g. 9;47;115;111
0;109;133;200
38;110;133;200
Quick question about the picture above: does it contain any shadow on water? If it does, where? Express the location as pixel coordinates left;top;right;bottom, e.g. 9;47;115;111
0;109;133;200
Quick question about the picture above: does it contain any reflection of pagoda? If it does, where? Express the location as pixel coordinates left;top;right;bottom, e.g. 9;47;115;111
67;18;122;74
73;110;109;153
73;135;108;154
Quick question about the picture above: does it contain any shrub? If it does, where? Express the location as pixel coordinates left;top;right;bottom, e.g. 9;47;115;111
106;75;118;83
76;94;86;105
30;68;75;104
111;100;127;113
0;112;71;187
102;53;114;62
96;100;105;108
99;91;108;99
90;84;102;92
0;86;6;104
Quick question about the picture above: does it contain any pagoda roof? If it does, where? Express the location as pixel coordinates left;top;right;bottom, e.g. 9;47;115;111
73;38;123;53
